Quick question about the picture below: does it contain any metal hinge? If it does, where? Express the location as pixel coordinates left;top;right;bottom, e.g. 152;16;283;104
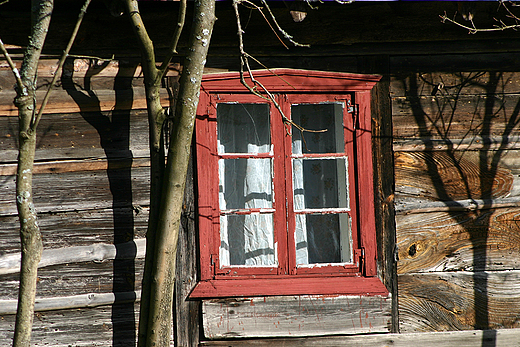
347;99;357;114
354;248;365;269
347;99;358;130
211;254;230;276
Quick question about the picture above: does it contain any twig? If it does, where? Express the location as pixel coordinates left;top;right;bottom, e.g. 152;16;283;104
0;38;28;96
259;0;310;47
32;0;92;131
233;0;325;136
157;0;186;81
440;10;520;34
68;53;114;61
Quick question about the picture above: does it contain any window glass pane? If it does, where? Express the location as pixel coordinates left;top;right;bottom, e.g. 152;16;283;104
292;103;344;154
295;213;351;265
219;158;272;210
217;103;270;154
220;214;275;266
293;158;348;210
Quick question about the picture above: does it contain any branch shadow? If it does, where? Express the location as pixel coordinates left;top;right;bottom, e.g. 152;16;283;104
61;59;138;347
397;70;520;345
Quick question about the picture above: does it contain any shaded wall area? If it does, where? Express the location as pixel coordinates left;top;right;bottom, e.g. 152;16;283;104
0;58;158;345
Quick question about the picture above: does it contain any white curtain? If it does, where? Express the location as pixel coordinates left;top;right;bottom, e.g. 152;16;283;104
292;103;351;265
217;104;275;266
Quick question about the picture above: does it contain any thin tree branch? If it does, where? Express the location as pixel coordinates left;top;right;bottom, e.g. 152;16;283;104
32;0;92;132
0;38;27;96
157;0;186;81
259;0;310;47
233;0;324;135
440;9;520;34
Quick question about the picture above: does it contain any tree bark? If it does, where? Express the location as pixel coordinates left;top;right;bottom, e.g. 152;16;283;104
123;2;167;344
144;0;215;345
12;1;53;346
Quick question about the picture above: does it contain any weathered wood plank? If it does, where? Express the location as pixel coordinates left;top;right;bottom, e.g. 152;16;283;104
395;151;515;203
391;72;520;98
0;238;146;275
200;328;520;347
0;88;170;116
0;110;150;162
399;271;520;332
392;94;520;140
0;291;140;315
174;154;201;346
393;135;520;152
0;208;148;255
0;158;151;176
396;208;520;274
0;166;150;216
203;295;392;339
0;304;142;347
0;259;144;300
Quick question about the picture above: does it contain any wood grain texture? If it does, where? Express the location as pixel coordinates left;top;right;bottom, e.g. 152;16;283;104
0;304;146;347
396;209;520;274
395;151;514;203
391;72;520;98
0;291;140;315
0;238;146;275
399;271;520;332
200;328;520;347
203;295;392;339
174;155;200;346
0;208;148;255
0;88;170;116
0;259;144;300
0;166;150;216
0;110;150;162
392;94;520;140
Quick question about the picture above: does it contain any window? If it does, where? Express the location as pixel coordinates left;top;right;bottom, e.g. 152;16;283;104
191;69;387;298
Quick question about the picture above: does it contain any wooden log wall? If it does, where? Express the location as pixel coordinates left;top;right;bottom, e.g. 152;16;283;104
0;58;177;346
392;71;520;332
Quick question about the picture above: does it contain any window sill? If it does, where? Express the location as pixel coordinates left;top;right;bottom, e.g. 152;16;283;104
189;276;388;299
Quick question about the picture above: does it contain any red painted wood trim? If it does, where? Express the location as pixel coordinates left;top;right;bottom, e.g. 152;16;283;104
355;91;378;277
189;276;389;298
201;69;381;93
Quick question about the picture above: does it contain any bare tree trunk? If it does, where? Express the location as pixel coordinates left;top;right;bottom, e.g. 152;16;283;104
140;0;215;345
124;2;167;343
125;0;214;344
12;1;53;346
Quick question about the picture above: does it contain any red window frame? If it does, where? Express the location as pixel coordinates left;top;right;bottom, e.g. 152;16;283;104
191;69;387;298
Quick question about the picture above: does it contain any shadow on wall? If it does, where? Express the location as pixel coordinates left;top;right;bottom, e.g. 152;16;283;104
61;59;138;347
394;71;520;345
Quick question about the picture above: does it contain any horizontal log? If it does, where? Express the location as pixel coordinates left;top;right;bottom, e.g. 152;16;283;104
0;166;150;216
0;207;148;255
390;72;520;98
395;197;520;214
392;94;520;140
0;58;179;79
395;151;515;203
399;271;520;332
0;238;146;275
200;328;520;347
0;157;150;176
0;88;169;116
0;148;149;164
393;135;520;152
0;109;150;163
396;208;520;274
0;290;141;315
0;303;143;346
203;295;391;339
0;258;144;300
